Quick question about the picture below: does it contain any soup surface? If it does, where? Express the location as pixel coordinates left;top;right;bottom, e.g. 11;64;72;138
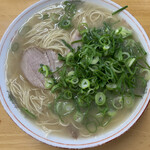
6;0;149;139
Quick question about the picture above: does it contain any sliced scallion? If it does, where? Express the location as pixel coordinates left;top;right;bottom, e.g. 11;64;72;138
55;101;74;116
107;109;117;117
124;96;134;108
86;121;97;133
45;78;54;89
112;96;123;110
106;83;117;90
101;115;111;127
80;79;90;89
43;13;49;20
51;84;60;93
74;111;84;123
21;107;36;119
126;57;136;67
112;6;128;15
19;25;31;36
64;90;72;99
95;92;106;106
91;56;99;64
11;42;19;52
58;18;72;29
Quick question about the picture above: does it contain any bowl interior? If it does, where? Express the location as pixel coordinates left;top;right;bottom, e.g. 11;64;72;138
0;0;150;149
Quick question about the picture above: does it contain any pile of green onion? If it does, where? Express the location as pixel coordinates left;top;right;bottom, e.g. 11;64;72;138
39;20;150;133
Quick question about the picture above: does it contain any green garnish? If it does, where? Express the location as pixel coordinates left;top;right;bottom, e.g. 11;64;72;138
21;107;36;119
95;92;106;106
51;13;60;23
74;111;84;123
115;27;132;38
43;13;49;20
62;40;74;52
80;79;90;89
55;101;74;116
124;96;134;108
86;121;97;133
39;22;149;133
45;78;54;89
58;17;72;29
107;109;117;117
38;64;51;77
57;0;82;30
106;83;117;90
112;5;128;15
112;96;123;110
19;25;31;36
11;42;19;52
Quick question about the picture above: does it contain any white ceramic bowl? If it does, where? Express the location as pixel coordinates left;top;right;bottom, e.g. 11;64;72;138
0;0;150;149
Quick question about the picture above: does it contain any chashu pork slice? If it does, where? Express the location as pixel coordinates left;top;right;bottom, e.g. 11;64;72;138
21;47;62;89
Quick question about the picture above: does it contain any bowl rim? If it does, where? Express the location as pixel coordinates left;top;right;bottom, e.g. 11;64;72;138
0;0;150;149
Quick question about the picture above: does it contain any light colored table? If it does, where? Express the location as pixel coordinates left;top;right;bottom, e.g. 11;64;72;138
0;0;150;150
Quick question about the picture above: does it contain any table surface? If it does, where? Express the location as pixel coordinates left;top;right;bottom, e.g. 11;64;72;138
0;0;150;150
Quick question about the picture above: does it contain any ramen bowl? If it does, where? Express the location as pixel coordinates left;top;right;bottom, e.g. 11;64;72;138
0;0;150;149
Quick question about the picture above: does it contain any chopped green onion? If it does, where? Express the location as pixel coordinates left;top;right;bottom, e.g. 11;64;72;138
58;18;72;29
115;50;123;61
122;52;130;60
62;40;74;52
112;5;128;15
86;121;97;133
80;79;90;89
21;107;36;119
101;115;111;127
111;63;123;73
43;13;49;20
99;106;108;115
64;90;72;99
8;92;16;103
19;25;31;36
107;109;117;117
124;96;134;108
51;84;60;93
87;88;95;95
55;101;74;116
74;111;84;123
71;39;82;44
38;20;149;134
140;68;150;80
106;83;117;90
95;112;104;123
11;42;19;52
71;76;79;84
77;97;85;107
96;112;104;119
126;57;136;67
68;71;75;76
115;27;132;38
42;65;49;77
103;45;110;51
95;92;106;106
91;56;99;64
38;64;49;77
78;23;88;34
51;13;60;23
66;52;74;65
112;96;123;110
58;53;66;61
45;78;54;89
99;36;111;46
